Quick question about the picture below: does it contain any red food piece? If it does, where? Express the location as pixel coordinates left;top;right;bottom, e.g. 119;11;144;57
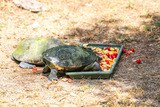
122;49;127;53
109;53;118;59
110;54;116;59
125;52;131;56
32;67;38;71
135;59;141;64
104;47;110;51
113;53;118;58
106;53;110;57
130;48;135;52
105;60;110;64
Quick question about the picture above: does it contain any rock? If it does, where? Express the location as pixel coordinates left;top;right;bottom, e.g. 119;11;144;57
12;0;46;12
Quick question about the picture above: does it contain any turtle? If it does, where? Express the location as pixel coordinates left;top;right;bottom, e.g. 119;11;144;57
12;37;64;68
42;45;102;80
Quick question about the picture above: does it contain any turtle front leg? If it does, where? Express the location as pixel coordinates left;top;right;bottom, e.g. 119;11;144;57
42;65;50;76
83;62;102;71
48;68;58;81
42;66;58;80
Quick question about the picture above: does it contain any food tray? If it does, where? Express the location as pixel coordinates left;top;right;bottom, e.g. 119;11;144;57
66;43;123;79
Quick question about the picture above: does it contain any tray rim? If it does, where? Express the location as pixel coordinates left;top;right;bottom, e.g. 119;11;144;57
66;43;123;76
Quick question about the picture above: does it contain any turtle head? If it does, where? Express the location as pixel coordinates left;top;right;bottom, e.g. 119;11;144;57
84;47;102;62
97;55;102;62
42;57;64;71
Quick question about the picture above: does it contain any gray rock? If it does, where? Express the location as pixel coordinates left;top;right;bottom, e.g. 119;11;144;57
19;62;35;69
13;0;46;12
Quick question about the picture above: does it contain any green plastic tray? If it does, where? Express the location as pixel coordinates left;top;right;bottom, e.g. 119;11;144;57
66;43;123;79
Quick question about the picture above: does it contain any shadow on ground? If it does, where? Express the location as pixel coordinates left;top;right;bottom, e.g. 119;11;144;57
62;15;160;106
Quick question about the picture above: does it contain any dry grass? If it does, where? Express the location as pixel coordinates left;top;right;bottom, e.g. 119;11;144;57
0;0;160;106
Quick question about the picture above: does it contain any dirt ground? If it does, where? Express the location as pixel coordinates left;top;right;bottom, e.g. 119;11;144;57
0;0;160;106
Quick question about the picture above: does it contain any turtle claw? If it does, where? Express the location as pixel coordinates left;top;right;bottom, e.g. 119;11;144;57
19;62;36;69
48;69;58;81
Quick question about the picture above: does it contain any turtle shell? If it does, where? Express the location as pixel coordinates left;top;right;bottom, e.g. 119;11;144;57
12;37;64;65
42;45;99;71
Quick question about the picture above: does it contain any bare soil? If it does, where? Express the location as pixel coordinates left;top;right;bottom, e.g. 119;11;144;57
0;0;160;106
